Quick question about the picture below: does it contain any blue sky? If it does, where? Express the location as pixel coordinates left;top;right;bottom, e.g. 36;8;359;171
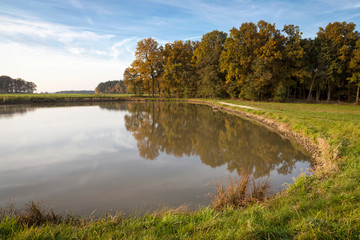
1;0;359;92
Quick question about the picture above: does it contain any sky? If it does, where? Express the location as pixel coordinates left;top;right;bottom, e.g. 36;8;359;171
0;0;359;92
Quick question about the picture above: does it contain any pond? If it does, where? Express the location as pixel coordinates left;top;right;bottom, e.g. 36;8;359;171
0;102;311;216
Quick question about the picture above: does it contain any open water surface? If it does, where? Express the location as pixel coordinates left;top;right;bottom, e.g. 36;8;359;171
0;102;311;215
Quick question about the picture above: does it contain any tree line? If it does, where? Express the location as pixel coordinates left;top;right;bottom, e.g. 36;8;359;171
0;75;37;94
123;21;360;103
95;80;126;94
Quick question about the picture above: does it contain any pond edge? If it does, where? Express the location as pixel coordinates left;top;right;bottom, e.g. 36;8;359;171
184;99;337;177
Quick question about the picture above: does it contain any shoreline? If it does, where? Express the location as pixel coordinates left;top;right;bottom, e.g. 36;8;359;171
1;95;358;239
185;99;322;167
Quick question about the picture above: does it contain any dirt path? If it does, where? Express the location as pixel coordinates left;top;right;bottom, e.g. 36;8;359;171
218;101;262;111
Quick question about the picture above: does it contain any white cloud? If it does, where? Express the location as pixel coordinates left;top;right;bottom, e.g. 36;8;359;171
0;13;138;92
110;38;138;59
67;47;85;55
0;14;140;60
68;0;84;9
0;15;113;45
184;35;203;41
0;42;132;92
90;50;109;56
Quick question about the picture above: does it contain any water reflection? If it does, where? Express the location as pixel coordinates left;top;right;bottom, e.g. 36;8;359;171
0;102;111;119
102;102;311;178
0;102;311;215
0;105;36;118
99;102;129;112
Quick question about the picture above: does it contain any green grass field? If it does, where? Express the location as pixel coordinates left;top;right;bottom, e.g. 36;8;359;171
1;96;359;239
0;93;136;104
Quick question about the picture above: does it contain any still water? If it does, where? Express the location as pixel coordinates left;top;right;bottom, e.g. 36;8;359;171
0;102;311;215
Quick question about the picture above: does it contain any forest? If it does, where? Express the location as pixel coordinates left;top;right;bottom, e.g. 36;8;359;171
0;75;37;94
95;80;126;94
123;21;360;103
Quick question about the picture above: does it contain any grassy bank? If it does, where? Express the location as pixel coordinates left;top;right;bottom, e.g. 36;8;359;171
1;97;359;239
0;94;138;104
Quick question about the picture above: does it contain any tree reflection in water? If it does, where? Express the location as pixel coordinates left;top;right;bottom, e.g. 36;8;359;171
0;105;36;119
101;102;311;178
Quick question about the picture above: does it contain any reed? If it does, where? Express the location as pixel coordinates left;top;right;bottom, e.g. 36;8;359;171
211;174;270;210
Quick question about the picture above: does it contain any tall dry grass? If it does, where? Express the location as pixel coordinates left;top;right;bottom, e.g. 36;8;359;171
0;201;74;226
211;174;270;210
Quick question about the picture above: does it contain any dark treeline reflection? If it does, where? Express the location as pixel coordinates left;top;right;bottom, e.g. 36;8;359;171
0;105;36;119
99;102;130;112
103;102;310;178
1;103;118;119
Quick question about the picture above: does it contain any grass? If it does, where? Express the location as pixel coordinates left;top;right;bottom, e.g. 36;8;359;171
1;96;360;239
0;93;135;104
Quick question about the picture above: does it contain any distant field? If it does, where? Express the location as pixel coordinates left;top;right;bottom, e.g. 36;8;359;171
0;93;135;104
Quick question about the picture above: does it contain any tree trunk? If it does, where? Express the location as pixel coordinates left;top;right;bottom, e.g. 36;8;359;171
356;85;359;104
307;73;316;102
157;82;161;98
316;87;320;102
327;79;331;102
152;78;155;97
303;84;306;100
287;85;290;100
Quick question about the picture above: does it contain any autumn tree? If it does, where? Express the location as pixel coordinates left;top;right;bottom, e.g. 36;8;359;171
220;21;284;100
281;25;304;100
193;30;228;98
317;22;358;101
255;20;284;101
349;37;360;104
300;39;320;101
123;21;359;102
220;22;259;98
132;38;162;97
163;40;196;97
123;65;143;95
